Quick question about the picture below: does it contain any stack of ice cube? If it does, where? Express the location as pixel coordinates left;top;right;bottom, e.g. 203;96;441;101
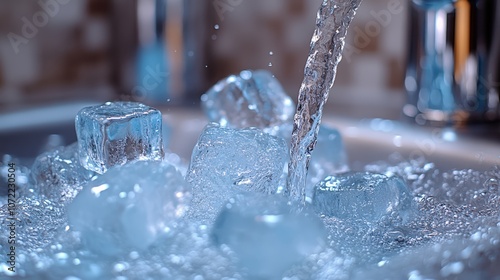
201;70;348;189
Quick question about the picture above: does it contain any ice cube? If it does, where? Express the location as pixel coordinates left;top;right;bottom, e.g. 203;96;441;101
201;70;295;129
212;193;326;279
312;172;416;224
75;101;164;174
186;123;288;223
68;161;190;256
31;143;96;203
307;125;349;195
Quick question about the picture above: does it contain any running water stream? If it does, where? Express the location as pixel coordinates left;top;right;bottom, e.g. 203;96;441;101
286;0;363;202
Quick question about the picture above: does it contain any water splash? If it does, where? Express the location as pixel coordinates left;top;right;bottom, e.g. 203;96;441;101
286;0;363;202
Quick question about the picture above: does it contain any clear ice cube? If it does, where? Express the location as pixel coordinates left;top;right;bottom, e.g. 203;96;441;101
312;172;416;224
31;143;96;203
212;193;326;279
68;161;190;256
201;70;295;129
186;123;289;223
307;125;349;195
75;101;164;174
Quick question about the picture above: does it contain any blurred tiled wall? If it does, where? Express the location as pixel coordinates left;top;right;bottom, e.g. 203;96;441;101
207;0;408;111
0;0;409;116
0;0;115;109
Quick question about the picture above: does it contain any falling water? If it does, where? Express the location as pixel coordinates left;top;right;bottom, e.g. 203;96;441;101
286;0;363;202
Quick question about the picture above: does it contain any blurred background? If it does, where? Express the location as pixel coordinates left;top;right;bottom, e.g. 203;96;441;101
0;0;408;119
0;0;499;167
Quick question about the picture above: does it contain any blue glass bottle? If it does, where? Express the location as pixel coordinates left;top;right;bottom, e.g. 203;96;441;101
405;0;455;124
405;0;500;124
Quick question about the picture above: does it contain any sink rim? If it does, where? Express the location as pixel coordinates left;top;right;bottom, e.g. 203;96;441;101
0;103;498;173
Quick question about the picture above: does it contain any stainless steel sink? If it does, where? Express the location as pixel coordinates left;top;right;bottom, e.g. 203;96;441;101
0;103;97;160
163;108;500;172
1;102;500;279
1;103;499;172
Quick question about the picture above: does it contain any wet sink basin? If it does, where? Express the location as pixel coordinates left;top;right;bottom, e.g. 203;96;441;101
1;102;500;279
1;103;499;172
163;108;500;173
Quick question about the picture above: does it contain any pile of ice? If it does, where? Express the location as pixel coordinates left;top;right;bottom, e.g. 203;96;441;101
1;70;499;279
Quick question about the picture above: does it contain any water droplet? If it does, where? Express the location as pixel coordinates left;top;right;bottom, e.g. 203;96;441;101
268;62;273;67
214;24;220;30
55;252;68;260
485;178;499;191
269;51;274;55
408;270;424;280
169;254;182;264
440;261;464;277
113;262;129;273
129;251;139;259
471;231;481;241
460;246;473;259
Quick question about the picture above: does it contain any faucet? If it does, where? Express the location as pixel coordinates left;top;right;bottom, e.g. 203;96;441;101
404;0;500;125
